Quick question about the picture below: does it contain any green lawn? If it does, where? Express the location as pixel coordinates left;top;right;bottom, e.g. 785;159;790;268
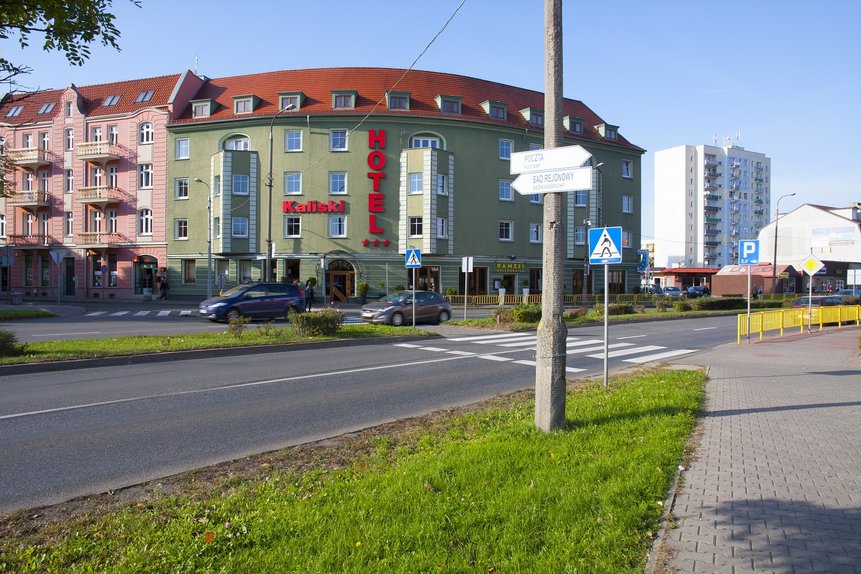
0;370;705;573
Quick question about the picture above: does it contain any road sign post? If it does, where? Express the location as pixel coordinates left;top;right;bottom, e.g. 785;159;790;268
738;240;760;342
405;249;422;328
801;254;824;333
588;227;623;389
462;256;473;320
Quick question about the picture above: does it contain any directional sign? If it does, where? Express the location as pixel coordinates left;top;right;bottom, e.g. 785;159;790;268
588;227;623;265
636;249;649;273
510;145;592;174
738;240;760;265
405;249;422;269
801;255;824;276
512;168;593;195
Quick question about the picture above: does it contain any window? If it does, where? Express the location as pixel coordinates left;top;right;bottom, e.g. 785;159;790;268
529;143;543;150
214;175;221;196
529;222;542;243
574;189;587;207
108;125;118;145
622;230;631;248
65;101;73;117
108;165;118;188
232;216;249;237
489;104;506;119
38;102;55;114
329;215;346;238
213;217;220;238
0;215;6;238
622;194;633;213
182;259;196;284
38;170;48;191
499;139;512;160
437;217;447;238
234;98;252;114
409;217;423;237
65;212;74;236
621;159;633;178
279;95;300;110
604;127;617;140
23;171;34;192
175;138;190;159
139;209;152;235
530;194;542;204
91;166;103;187
329;172;347;194
499;180;513;201
175;219;188;240
135;90;154;103
409;173;423;194
284;216;301;238
64;128;74;150
39;132;49;149
388;94;408;110
192;102;209;118
65;170;74;193
103;95;120;107
107;208;117;234
437;174;447;195
175;178;189;200
530;113;544;127
5;105;23;117
284;172;302;195
411;136;440;149
498;221;513;242
572;225;589;246
440;98;460;114
330;129;348;151
139;122;154;144
285;129;302;151
22;133;33;148
138;164;153;188
333;94;354;109
232;174;249;195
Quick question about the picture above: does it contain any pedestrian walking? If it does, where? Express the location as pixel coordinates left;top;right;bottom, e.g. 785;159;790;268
304;281;315;311
158;276;169;300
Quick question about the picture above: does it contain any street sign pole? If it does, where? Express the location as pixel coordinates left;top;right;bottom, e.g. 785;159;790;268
412;267;416;329
603;263;609;387
747;264;751;343
738;240;760;344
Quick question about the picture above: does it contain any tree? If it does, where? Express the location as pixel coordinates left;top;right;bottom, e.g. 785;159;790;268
0;0;140;85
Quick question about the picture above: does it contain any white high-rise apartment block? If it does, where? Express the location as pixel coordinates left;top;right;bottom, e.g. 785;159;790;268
654;143;771;268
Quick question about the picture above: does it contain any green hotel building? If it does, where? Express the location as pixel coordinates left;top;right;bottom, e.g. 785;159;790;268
166;67;644;302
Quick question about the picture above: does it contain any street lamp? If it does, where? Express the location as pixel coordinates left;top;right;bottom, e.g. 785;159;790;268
193;178;213;299
771;192;796;294
265;103;297;282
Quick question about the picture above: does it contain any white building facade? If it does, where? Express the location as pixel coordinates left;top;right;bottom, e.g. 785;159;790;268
654;143;771;268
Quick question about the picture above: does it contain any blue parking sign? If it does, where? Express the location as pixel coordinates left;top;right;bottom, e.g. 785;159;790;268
738;240;759;265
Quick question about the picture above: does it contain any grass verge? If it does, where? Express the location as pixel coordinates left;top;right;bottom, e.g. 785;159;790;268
0;309;55;321
0;323;431;366
0;369;705;573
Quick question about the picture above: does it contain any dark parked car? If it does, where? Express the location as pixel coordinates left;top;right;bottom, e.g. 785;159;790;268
198;282;305;322
835;288;861;297
686;285;711;298
641;284;663;295
361;290;451;326
790;295;844;308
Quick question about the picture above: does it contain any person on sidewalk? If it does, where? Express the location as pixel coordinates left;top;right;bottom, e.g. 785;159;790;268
304;281;315;312
158;276;169;300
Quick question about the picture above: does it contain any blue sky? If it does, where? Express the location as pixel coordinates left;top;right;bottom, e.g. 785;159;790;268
4;0;859;243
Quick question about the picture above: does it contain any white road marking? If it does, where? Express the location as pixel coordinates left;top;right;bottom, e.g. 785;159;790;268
693;327;717;331
617;334;647;340
157;310;172;317
566;339;604;347
567;343;632;355
448;333;534;342
623;349;698;364
32;331;103;338
85;312;106;316
394;343;423;348
446;350;476;356
110;311;129;316
587;345;665;359
513;359;586;373
133;311;150;317
478;355;513;362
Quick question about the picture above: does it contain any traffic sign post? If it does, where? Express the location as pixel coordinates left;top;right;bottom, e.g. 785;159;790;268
405;249;422;328
738;240;760;343
587;227;624;389
801;254;824;332
461;256;474;320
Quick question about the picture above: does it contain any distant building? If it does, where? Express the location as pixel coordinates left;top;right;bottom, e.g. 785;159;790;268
654;143;771;269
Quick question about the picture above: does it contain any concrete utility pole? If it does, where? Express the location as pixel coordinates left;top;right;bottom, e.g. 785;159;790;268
535;0;567;432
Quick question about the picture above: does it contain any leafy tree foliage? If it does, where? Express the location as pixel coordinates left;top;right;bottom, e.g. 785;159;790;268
0;0;140;84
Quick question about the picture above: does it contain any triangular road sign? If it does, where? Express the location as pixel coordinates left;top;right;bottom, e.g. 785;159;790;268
405;249;422;268
589;227;623;264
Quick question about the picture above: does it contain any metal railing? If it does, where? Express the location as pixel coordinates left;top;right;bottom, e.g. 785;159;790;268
737;305;861;344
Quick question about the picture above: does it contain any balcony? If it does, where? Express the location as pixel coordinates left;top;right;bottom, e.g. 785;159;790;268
6;148;54;169
7;234;54;248
704;205;721;213
704;157;718;167
76;141;122;163
6;190;51;209
77;185;124;208
704;181;718;191
76;231;126;248
705;217;721;224
704;228;719;236
704;169;719;179
704;240;720;247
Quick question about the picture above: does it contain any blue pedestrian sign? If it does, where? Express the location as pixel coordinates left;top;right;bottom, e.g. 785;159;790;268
405;249;422;268
738;240;759;265
588;227;623;265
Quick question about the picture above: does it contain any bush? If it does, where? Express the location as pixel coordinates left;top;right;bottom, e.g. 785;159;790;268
394;284;405;292
290;308;345;337
0;329;26;357
655;298;667;312
492;306;514;323
689;297;749;311
673;301;693;312
444;287;457;297
227;316;250;338
510;303;542;323
595;303;635;316
564;306;587;320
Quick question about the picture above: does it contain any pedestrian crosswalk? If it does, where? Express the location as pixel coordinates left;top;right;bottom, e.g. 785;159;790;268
85;309;195;318
395;331;697;372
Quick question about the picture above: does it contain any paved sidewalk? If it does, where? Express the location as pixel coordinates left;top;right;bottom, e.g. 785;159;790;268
652;328;861;573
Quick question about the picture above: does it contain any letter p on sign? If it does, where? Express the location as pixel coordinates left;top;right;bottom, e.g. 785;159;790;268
739;240;759;265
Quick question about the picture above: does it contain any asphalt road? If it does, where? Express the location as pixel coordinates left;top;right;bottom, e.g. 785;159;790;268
0;315;737;514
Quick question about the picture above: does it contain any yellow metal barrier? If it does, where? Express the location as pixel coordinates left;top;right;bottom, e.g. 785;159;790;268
737;305;861;344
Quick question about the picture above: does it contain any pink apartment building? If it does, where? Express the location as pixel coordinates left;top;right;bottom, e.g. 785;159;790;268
0;71;202;300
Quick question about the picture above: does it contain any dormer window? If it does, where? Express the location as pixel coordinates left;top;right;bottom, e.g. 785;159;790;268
6;106;23;118
103;95;121;107
481;100;507;120
332;91;356;110
435;95;462;114
234;97;254;114
564;116;584;134
386;91;410;110
191;100;211;118
520;107;544;127
135;90;154;103
37;103;56;114
278;93;303;111
596;123;619;141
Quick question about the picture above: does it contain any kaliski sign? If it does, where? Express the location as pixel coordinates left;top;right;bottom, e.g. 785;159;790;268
282;199;346;213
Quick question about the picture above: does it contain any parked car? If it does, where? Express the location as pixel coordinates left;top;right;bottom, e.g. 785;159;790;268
361;290;451;326
835;288;861;297
662;286;683;298
790;295;844;308
641;284;663;295
686;285;710;298
198;282;305;322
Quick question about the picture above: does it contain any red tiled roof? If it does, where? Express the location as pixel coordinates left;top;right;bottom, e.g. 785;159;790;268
0;89;63;125
76;74;181;116
175;67;644;152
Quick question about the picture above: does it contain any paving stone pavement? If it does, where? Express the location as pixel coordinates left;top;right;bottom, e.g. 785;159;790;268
650;328;861;574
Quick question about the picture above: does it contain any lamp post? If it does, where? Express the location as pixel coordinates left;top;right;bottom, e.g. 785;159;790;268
771;192;796;294
193;178;213;299
265;103;296;282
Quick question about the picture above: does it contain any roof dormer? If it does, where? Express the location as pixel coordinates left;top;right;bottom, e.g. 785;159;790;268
278;92;305;111
563;116;584;134
520;107;544;127
481;100;507;120
331;90;357;110
232;94;258;114
435;94;462;114
595;123;619;141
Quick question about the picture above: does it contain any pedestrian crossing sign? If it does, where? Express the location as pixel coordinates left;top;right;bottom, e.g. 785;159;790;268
405;248;422;268
588;227;623;264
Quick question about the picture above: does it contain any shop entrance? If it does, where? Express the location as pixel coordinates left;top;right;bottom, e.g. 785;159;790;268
64;258;76;296
409;266;440;292
327;259;355;303
134;255;158;295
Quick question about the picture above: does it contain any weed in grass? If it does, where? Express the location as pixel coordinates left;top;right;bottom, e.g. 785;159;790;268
226;316;250;338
